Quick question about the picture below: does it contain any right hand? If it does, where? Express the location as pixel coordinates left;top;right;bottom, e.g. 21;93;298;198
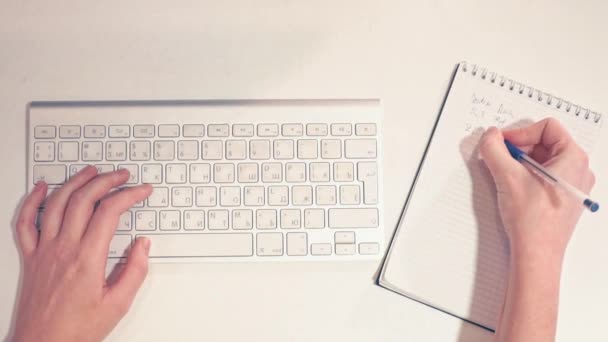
479;118;595;259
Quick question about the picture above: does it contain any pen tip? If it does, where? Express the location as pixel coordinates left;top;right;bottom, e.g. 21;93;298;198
584;199;600;212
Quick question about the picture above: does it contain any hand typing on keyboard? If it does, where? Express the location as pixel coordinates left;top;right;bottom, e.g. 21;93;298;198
12;166;152;342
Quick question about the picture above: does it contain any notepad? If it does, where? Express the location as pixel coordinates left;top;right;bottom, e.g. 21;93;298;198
378;62;604;331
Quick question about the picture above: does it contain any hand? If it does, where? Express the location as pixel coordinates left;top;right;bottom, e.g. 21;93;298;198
12;167;152;342
479;118;595;259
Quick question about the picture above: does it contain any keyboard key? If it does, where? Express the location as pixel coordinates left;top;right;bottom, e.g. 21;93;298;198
226;140;247;160
172;187;193;207
208;210;229;230
106;141;127;161
345;139;376;159
257;124;279;137
232;209;253;230
233;124;254;137
118;164;139;184
311;243;332;255
340;185;360;205
109;125;130;138
108;235;132;258
190;163;211;183
256;233;283;256
68;164;88;178
335;231;355;244
321;140;341;159
359;242;380;255
117;212;132;231
287;232;308;256
280;209;301;229
256;209;277;229
82;141;103;161
141;233;254;257
207;124;229;137
166;163;187;184
333;162;354;182
58;142;79;162
316;185;336;205
133;125;155;138
34;125;56;139
331;123;352;136
135;211;156;231
158;124;180;138
213;163;235;183
94;164;114;174
195;187;217;207
154;141;175;161
304;209;325;229
306;123;328;136
250;140;271;160
220;186;241;206
202;141;223;160
183;124;205;137
297;140;317;159
335;243;356;255
358;162;378;204
282;123;303;137
273;140;294;159
268;186;289;206
34;142;55;161
142;164;163;184
292;185;312;206
33;165;66;184
262;163;282;183
59;125;81;138
130;141;151;161
184;210;205;230
148;187;169;207
84;125;106;138
244;186;265;206
178;140;199;160
355;123;377;136
237;163;258;183
160;210;181;230
328;208;378;228
285;163;306;182
310;163;330;182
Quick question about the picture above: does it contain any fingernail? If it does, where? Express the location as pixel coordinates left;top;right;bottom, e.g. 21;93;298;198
33;181;46;191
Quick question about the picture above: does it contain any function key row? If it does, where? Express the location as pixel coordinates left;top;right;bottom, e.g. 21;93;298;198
34;123;377;139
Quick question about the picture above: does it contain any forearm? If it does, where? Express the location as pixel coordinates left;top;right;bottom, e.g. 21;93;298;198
494;244;565;342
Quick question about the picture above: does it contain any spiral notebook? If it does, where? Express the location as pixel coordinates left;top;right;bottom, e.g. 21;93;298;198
378;62;604;331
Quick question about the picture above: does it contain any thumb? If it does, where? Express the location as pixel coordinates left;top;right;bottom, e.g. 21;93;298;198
479;127;522;183
105;237;150;315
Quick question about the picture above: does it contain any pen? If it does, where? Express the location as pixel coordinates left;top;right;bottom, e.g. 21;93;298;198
504;140;600;212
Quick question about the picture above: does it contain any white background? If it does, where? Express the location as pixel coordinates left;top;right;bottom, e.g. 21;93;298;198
1;1;607;341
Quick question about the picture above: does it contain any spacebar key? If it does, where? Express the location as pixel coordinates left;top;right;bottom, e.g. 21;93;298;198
139;233;254;257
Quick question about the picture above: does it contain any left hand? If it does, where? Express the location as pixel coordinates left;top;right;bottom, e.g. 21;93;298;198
12;167;152;342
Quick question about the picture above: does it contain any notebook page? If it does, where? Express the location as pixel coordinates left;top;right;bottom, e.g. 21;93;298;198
381;65;602;330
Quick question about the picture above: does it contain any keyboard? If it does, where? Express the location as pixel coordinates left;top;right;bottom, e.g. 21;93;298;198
28;100;384;262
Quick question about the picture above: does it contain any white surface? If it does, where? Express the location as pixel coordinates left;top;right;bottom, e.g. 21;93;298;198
1;1;607;341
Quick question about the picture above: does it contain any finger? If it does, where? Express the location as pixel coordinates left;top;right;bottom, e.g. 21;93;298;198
82;184;152;257
58;169;130;244
16;182;47;256
105;237;150;315
479;127;524;184
502;118;574;154
39;166;98;241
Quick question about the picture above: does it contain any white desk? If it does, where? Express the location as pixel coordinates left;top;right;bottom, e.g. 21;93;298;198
1;1;607;341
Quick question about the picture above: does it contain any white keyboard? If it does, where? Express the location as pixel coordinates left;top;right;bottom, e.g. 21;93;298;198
28;100;384;262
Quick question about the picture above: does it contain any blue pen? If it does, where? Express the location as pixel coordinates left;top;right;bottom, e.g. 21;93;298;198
504;140;600;212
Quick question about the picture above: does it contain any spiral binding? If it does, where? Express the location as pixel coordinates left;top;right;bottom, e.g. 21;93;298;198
460;62;602;124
